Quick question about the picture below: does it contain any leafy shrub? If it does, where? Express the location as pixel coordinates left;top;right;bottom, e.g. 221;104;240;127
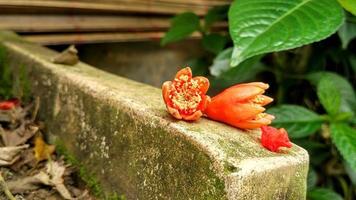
0;47;12;99
162;0;356;199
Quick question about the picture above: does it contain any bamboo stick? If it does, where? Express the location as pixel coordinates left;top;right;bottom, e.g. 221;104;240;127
22;32;201;45
0;15;170;33
0;15;227;33
0;0;230;15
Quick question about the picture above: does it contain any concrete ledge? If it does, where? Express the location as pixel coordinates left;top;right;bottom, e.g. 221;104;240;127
0;31;309;199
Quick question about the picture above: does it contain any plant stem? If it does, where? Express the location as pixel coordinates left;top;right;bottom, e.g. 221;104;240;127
274;69;285;105
0;172;16;200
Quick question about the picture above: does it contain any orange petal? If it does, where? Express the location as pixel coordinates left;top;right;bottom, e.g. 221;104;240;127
264;113;275;121
231;115;272;129
162;81;172;105
197;95;211;111
166;105;182;119
182;110;203;121
258;95;273;106
205;103;265;128
235;82;269;90
230;103;265;121
216;85;265;102
175;67;192;80
192;76;210;94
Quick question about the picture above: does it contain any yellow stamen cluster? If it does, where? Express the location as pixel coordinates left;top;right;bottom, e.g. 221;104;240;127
254;113;267;120
170;75;202;114
251;95;265;104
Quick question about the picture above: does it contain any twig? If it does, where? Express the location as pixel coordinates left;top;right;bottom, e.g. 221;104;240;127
30;97;40;122
0;172;16;200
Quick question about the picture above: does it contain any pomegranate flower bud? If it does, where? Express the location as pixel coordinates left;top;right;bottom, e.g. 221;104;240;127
0;99;20;110
204;82;274;129
261;126;292;152
162;67;210;121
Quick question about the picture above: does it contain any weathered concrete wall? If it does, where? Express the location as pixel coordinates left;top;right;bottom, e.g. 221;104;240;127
0;31;309;200
77;41;204;88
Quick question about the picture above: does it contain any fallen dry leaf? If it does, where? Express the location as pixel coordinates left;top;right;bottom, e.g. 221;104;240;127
52;45;79;66
1;124;38;146
7;171;50;193
10;148;37;172
46;161;73;199
0;145;29;166
34;133;55;163
0;99;94;199
8;161;75;199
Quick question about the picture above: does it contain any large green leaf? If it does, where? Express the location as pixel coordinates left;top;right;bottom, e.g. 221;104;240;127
204;5;229;30
307;72;356;114
317;76;341;116
338;0;356;16
209;48;265;89
267;105;324;138
338;14;356;48
202;33;228;54
209;47;264;77
330;123;356;172
161;12;200;46
228;0;344;66
307;188;343;200
344;161;356;185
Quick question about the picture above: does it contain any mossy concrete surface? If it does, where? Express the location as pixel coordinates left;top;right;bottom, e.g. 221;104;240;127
0;31;309;200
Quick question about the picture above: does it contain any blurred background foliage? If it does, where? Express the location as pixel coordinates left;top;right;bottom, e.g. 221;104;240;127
161;0;356;199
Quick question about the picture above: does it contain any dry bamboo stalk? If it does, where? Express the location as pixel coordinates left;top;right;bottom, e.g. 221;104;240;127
0;0;226;15
0;15;227;33
23;32;201;45
100;0;230;7
0;15;170;33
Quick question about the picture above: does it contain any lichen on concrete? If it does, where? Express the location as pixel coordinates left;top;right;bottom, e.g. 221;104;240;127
0;31;309;200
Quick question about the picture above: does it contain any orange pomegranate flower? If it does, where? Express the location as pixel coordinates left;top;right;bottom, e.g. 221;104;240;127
162;67;210;121
0;99;20;110
261;126;292;152
204;82;274;129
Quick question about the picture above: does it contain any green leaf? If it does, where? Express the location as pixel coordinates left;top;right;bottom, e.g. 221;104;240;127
317;76;341;116
307;169;318;190
209;48;265;89
161;12;200;46
209;47;233;76
202;34;227;54
294;139;329;166
338;14;356;48
187;58;210;76
267;105;324;138
209;48;264;77
205;5;229;30
228;0;344;66
307;72;356;114
349;55;356;73
338;0;356;16
330;123;356;172
307;188;343;200
344;161;356;185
